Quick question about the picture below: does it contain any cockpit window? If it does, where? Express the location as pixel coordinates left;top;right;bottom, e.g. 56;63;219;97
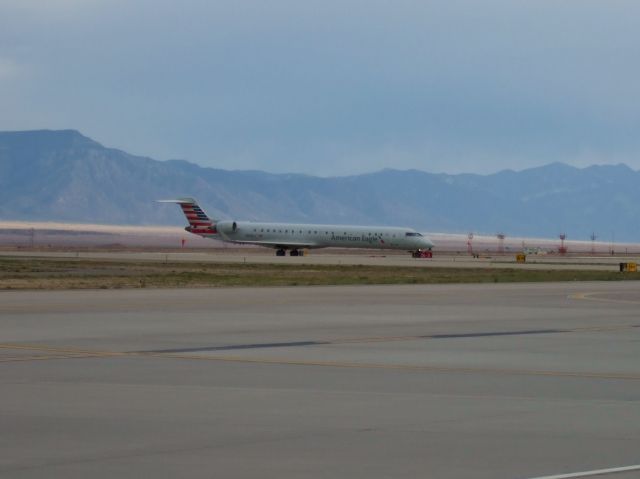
405;232;423;237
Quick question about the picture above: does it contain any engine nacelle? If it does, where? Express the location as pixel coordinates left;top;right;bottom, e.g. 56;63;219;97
215;220;238;235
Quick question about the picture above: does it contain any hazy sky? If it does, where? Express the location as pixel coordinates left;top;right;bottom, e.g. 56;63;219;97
1;0;639;175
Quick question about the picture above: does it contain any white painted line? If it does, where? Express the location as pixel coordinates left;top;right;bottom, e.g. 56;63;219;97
527;464;640;479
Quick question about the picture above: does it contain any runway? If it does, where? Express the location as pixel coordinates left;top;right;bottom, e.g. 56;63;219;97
3;249;639;271
1;282;640;478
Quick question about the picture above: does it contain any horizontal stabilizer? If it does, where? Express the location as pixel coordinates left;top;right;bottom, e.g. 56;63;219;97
156;198;198;205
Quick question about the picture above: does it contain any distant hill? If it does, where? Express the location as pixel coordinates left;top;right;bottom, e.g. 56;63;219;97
0;129;638;240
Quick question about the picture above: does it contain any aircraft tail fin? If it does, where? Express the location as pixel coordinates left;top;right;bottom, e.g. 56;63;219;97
157;198;218;236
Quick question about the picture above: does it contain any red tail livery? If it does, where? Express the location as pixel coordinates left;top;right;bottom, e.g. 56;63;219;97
157;198;218;237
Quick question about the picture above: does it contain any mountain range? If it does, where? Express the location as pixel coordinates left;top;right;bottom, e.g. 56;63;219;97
0;129;638;241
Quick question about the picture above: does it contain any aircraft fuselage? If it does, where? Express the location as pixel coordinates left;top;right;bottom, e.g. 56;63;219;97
213;220;434;251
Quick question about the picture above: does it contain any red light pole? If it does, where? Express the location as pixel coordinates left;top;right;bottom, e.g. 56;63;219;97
558;233;567;255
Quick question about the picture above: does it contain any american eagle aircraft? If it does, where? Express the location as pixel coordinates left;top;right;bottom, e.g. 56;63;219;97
160;198;434;256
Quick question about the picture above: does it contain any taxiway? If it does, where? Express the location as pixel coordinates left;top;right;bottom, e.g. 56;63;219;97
1;282;639;478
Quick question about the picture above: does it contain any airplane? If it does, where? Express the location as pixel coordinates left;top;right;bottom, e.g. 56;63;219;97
160;198;434;256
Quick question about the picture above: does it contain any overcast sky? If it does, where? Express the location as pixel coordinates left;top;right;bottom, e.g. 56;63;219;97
1;0;639;175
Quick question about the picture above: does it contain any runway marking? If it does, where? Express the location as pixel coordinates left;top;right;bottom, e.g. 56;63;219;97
3;342;640;379
526;464;640;478
2;347;640;380
2;337;640;380
136;352;640;380
570;291;640;305
0;354;95;363
0;344;125;357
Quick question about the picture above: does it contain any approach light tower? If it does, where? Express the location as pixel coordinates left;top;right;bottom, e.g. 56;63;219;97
496;233;506;255
590;233;597;256
467;232;474;256
559;233;567;255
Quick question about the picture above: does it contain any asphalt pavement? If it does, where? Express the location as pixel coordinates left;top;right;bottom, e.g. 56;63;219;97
1;282;639;478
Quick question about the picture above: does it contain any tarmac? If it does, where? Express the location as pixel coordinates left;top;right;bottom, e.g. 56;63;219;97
2;249;640;271
1;281;640;478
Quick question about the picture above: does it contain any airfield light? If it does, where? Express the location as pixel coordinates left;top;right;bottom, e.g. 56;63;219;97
558;233;567;255
496;233;506;255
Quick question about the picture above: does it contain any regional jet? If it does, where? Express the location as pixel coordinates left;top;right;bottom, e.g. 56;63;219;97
160;198;434;256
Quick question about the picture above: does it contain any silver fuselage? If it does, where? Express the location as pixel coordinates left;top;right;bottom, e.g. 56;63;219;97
209;220;434;251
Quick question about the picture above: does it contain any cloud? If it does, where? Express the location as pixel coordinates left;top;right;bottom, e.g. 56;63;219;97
1;0;640;174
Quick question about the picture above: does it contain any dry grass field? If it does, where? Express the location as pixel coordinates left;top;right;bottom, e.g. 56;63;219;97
1;256;638;290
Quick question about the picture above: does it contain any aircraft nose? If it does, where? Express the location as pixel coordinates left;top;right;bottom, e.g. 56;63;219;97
422;237;434;249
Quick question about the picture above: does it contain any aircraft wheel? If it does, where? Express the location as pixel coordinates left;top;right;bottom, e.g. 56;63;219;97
276;249;286;256
290;250;299;256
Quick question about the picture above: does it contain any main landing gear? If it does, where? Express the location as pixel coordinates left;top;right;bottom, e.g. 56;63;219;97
275;249;301;256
